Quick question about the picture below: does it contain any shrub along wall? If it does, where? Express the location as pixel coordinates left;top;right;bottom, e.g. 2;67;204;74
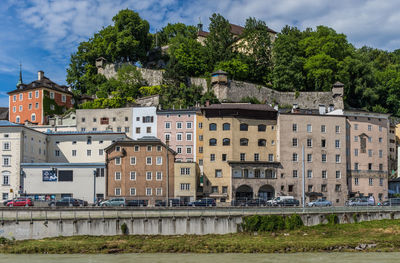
241;214;303;232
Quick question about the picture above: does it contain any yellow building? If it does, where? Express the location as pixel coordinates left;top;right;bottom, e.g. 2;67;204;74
174;162;199;203
201;104;278;203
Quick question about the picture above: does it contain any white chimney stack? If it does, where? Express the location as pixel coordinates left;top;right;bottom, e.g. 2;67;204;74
38;71;44;80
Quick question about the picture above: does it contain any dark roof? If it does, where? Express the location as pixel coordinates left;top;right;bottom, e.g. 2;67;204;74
45;130;127;136
104;137;177;154
8;76;73;95
0;107;8;120
157;108;199;114
202;103;275;111
197;23;277;37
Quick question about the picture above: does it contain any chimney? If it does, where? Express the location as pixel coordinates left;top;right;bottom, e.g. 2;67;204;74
318;105;326;115
38;71;44;80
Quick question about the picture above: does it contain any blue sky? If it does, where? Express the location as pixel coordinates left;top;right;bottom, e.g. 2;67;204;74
1;0;400;107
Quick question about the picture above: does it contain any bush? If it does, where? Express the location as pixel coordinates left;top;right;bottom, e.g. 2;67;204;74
120;223;129;235
242;214;303;232
285;214;304;230
353;213;359;223
327;214;339;225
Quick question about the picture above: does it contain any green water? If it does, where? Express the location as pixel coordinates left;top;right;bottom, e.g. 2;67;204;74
0;253;399;263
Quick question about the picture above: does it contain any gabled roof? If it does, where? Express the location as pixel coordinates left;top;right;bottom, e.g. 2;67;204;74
197;23;277;38
104;137;177;155
8;76;73;96
202;103;275;111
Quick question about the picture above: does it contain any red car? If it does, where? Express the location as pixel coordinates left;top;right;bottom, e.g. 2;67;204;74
6;198;34;207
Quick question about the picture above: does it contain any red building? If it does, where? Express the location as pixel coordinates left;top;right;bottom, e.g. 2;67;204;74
8;71;74;125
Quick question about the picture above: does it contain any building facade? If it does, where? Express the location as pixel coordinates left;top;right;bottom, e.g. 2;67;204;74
105;137;175;205
131;107;157;139
8;71;74;125
345;110;390;202
157;109;197;162
174;162;199;203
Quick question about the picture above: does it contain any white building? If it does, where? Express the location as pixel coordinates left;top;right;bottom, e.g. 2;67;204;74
131;106;157;139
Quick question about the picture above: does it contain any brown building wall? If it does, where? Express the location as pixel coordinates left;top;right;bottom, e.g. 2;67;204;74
106;141;175;206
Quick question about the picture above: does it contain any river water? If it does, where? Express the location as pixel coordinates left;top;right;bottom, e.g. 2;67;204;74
0;253;399;263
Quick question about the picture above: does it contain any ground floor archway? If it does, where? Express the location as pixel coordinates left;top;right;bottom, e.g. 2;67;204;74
258;185;275;200
235;185;253;200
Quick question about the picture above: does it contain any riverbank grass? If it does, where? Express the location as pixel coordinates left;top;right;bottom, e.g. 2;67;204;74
1;219;400;253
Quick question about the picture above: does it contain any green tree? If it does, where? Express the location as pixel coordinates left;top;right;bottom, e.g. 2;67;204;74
160;83;204;109
157;23;197;46
214;58;249;80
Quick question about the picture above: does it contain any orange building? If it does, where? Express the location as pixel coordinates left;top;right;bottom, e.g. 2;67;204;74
8;71;74;125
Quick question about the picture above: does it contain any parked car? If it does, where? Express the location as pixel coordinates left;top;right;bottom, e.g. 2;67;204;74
188;198;216;207
75;199;88;207
7;198;34;207
232;198;267;207
100;198;126;207
274;198;300;207
48;198;81;207
345;197;374;206
381;198;400;206
155;199;184;207
3;199;12;206
267;196;294;206
307;199;332;207
126;199;148;207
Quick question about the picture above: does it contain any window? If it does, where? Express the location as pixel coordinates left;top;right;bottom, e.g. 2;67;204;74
209;123;217;131
380;178;384;186
146;172;152;180
335;126;340;133
292;123;297;132
87;150;91;156
186;133;192;141
19;93;23;101
117;127;122;132
307;154;312;162
335;171;341;179
130;171;136;180
125;127;129;133
2;156;10;167
165;133;171;141
146;157;152;165
322;170;327;179
321;125;326;133
34;90;39;98
379;163;383;171
379;137;382;143
258;124;266;132
156;171;162;181
49;92;54;99
368;137;372;143
147;145;152;152
181;168;191;175
28;103;32;110
72;150;76;156
165;122;171;129
31;113;36;122
134;145;140;152
335;154;341;163
210;154;216;162
335;140;340;149
355;177;359;185
199;135;203;141
12;106;16;112
125;116;128;121
215;169;222;178
198;146;203;153
254;153;259;161
307;124;312;133
368;163;372;170
258;139;266;146
199;159;203;165
157;145;162;152
292;153;298;162
115;172;121;180
307;170;312;178
222;138;230;146
288;185;294;192
307;138;312;147
176;133;183;141
369;178;373;186
116;146;121;152
55;150;60;157
176;122;183;129
268;154;274;162
199;122;203;129
156;156;162;165
186;147;192;154
322;154;327;163
130;157;136;165
240;153;246;161
379;126;382;132
146;127;152;133
130;188;136;196
240;138;249;146
87;137;92;145
222;154;227;161
321;139;326;148
35;102;39;109
368;149;372;157
354;149;359;156
13;95;16;102
354;136;358;142
368;125;372;131
292;138;298;147
156;188;162;196
136;127;140;134
142;116;154;123
308;185;313;192
335;184;341;192
354;163;359;170
186;122;192;129
146;188;152;196
240;123;248;131
115;157;121;165
209;138;217;146
292;170;298;178
321;184;327;192
211;186;218;193
115;188;121;196
177;146;182;154
354;124;358;130
181;183;190;191
379;150;383;158
2;142;10;151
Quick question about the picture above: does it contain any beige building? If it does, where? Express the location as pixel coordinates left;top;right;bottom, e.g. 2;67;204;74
278;112;348;206
346;110;390;202
201;104;278;203
174;162;199;203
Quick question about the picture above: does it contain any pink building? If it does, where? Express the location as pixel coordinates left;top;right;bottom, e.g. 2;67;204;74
157;109;197;162
346;110;390;202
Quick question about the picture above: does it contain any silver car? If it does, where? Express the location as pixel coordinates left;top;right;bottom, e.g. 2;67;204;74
307;199;332;207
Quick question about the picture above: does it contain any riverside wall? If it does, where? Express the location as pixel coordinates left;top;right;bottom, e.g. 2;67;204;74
0;207;399;240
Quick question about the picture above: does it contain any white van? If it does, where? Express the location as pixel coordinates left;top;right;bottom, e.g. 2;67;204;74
266;196;294;206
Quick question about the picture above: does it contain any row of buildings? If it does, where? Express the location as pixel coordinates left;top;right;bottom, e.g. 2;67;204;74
2;71;398;206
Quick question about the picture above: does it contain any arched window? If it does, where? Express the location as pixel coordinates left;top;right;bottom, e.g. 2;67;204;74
223;138;230;146
16;116;20;123
209;138;217;146
258;124;266;132
209;123;217;131
258;139;266;146
240;138;249;146
223;123;231;130
240;123;248;131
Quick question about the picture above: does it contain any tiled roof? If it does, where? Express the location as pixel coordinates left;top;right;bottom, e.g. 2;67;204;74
45;130;126;135
197;23;277;37
8;76;73;95
202;103;276;111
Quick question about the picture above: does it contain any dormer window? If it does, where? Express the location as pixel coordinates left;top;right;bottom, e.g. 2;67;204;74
50;92;54;99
